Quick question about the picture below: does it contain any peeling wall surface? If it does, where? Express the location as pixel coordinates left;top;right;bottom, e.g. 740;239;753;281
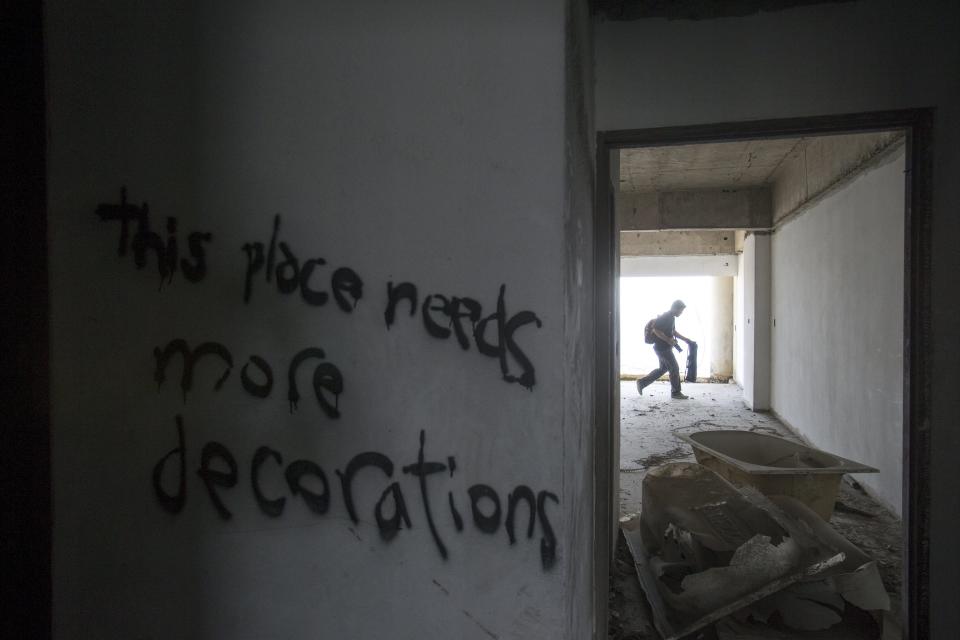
771;148;905;515
46;2;592;638
595;1;960;633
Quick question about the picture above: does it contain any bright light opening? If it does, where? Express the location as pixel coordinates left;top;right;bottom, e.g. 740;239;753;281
619;276;714;378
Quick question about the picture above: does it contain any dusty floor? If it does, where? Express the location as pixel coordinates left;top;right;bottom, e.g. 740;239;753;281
610;380;903;639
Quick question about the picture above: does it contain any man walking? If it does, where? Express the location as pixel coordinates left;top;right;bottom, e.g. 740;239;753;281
637;299;693;400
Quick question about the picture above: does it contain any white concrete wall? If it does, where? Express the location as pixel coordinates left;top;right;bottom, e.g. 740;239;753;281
741;233;771;410
46;2;591;638
595;4;960;631
771;148;905;514
733;254;745;386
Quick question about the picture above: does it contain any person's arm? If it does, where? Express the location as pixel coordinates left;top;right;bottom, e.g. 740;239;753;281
674;330;692;344
653;327;683;351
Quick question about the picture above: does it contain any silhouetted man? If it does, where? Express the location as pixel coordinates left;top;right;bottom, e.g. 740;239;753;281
637;299;693;400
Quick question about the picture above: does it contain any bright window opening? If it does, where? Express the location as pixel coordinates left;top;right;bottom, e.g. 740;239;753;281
619;276;714;378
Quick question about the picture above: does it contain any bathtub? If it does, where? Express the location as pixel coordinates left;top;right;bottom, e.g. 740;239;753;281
675;430;878;520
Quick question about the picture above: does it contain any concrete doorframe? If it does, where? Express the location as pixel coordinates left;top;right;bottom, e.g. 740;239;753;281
593;109;933;640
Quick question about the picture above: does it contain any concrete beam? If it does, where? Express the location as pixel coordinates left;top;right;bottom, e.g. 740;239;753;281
618;187;772;230
620;255;738;277
770;131;905;225
620;230;736;256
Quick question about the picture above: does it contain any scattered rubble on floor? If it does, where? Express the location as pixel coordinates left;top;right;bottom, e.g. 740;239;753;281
609;532;658;640
627;446;690;472
621;462;893;640
615;382;903;639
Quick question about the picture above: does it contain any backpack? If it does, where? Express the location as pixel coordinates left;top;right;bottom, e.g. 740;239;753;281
644;318;657;344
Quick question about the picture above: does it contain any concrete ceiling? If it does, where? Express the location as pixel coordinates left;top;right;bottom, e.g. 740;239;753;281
617;130;905;231
619;137;803;193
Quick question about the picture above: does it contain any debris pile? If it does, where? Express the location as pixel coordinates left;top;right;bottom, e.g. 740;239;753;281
622;463;891;639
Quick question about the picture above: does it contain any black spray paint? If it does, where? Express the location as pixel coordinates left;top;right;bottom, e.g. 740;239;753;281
197;441;238;520
384;282;542;389
401;430;449;559
96;187;212;286
153;339;342;419
151;422;560;569
153;340;233;401
242;214;364;310
97;195;545;391
151;414;186;514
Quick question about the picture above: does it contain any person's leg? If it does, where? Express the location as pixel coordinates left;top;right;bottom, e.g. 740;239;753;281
636;353;667;393
665;350;683;396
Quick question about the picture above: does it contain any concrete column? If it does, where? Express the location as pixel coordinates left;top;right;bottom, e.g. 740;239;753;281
742;233;771;410
710;276;734;379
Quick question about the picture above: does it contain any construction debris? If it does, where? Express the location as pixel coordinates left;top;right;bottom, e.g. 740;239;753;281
675;430;879;520
622;462;890;640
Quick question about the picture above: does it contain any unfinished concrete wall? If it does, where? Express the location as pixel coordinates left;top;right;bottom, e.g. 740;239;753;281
620;255;737;277
741;234;771;410
595;3;960;631
770;131;905;225
710;277;734;379
562;0;596;633
771;147;905;515
733;254;745;386
46;2;592;638
620;230;736;256
617;188;770;230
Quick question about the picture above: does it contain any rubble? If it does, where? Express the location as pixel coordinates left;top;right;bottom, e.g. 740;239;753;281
622;462;891;640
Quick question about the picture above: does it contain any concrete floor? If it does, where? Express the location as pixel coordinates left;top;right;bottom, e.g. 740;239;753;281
618;380;789;518
611;380;904;639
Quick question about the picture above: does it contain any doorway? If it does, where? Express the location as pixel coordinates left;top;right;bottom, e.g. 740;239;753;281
594;110;932;639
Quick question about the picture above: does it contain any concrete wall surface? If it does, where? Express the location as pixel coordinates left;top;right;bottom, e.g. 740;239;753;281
770;131;904;224
617;187;771;230
733;254;745;386
771;148;905;515
595;2;960;632
46;2;592;638
620;255;737;277
710;276;734;378
741;233;771;410
620;229;736;256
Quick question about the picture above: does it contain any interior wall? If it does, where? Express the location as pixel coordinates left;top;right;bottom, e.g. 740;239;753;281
562;0;596;634
595;3;960;632
733;255;745;386
46;2;592;638
740;233;771;410
710;276;734;379
771;147;905;515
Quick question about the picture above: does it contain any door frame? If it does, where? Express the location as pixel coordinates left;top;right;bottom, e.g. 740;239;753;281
593;109;933;639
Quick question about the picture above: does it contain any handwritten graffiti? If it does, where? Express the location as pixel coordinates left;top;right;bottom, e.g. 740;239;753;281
385;282;542;389
94;189;545;390
96;187;213;287
153;419;559;570
242;214;364;309
153;339;343;418
94;188;559;571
